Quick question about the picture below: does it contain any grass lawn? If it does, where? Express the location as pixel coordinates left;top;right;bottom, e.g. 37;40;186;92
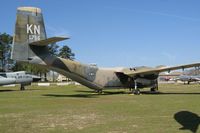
0;83;199;133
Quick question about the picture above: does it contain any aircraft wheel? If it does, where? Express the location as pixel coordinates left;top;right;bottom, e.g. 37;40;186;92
132;88;140;95
95;89;103;94
150;88;156;92
151;87;158;92
151;81;158;92
20;86;25;91
135;90;140;95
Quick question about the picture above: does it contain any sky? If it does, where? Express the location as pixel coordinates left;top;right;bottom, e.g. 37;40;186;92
1;0;200;67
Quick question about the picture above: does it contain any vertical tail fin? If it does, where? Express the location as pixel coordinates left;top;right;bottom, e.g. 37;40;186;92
11;7;47;61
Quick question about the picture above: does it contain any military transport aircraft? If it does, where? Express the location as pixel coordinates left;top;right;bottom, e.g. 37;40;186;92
0;71;41;90
11;7;200;94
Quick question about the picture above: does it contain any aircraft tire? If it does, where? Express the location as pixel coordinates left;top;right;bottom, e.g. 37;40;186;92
95;89;103;94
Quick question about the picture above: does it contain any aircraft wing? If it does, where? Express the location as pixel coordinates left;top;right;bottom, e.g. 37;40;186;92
192;77;200;81
29;37;69;46
121;63;200;77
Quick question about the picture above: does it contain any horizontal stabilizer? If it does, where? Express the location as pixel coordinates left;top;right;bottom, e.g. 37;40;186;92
29;37;69;46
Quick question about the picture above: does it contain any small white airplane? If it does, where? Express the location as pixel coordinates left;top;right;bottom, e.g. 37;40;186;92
0;71;41;90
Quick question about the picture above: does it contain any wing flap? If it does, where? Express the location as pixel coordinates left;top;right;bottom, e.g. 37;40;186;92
29;37;69;46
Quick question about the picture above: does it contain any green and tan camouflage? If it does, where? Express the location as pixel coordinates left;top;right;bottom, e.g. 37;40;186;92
11;7;200;94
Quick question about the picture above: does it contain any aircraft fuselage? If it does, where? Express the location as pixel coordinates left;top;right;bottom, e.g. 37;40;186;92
31;55;158;90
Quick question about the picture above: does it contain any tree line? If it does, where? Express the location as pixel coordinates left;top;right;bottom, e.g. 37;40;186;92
0;33;75;77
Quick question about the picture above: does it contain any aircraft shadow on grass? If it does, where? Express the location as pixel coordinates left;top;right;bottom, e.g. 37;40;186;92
42;89;200;98
42;94;97;98
0;89;16;92
174;111;200;133
1;87;200;96
76;90;126;95
77;88;200;95
42;90;127;98
0;88;44;93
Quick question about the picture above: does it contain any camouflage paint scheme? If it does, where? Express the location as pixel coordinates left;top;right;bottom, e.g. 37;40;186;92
11;7;200;93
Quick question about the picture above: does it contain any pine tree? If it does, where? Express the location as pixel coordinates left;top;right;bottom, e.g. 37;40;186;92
58;45;75;60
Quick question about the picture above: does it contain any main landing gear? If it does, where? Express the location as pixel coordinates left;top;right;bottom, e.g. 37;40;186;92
95;89;103;94
129;80;159;95
150;80;158;92
20;85;25;91
130;80;141;95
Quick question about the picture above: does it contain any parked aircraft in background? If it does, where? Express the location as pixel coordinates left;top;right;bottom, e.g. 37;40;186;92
174;75;200;84
159;72;181;82
11;7;200;94
0;71;41;90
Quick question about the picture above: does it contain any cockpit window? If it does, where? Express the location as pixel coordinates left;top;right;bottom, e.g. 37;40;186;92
25;72;31;74
0;74;6;77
